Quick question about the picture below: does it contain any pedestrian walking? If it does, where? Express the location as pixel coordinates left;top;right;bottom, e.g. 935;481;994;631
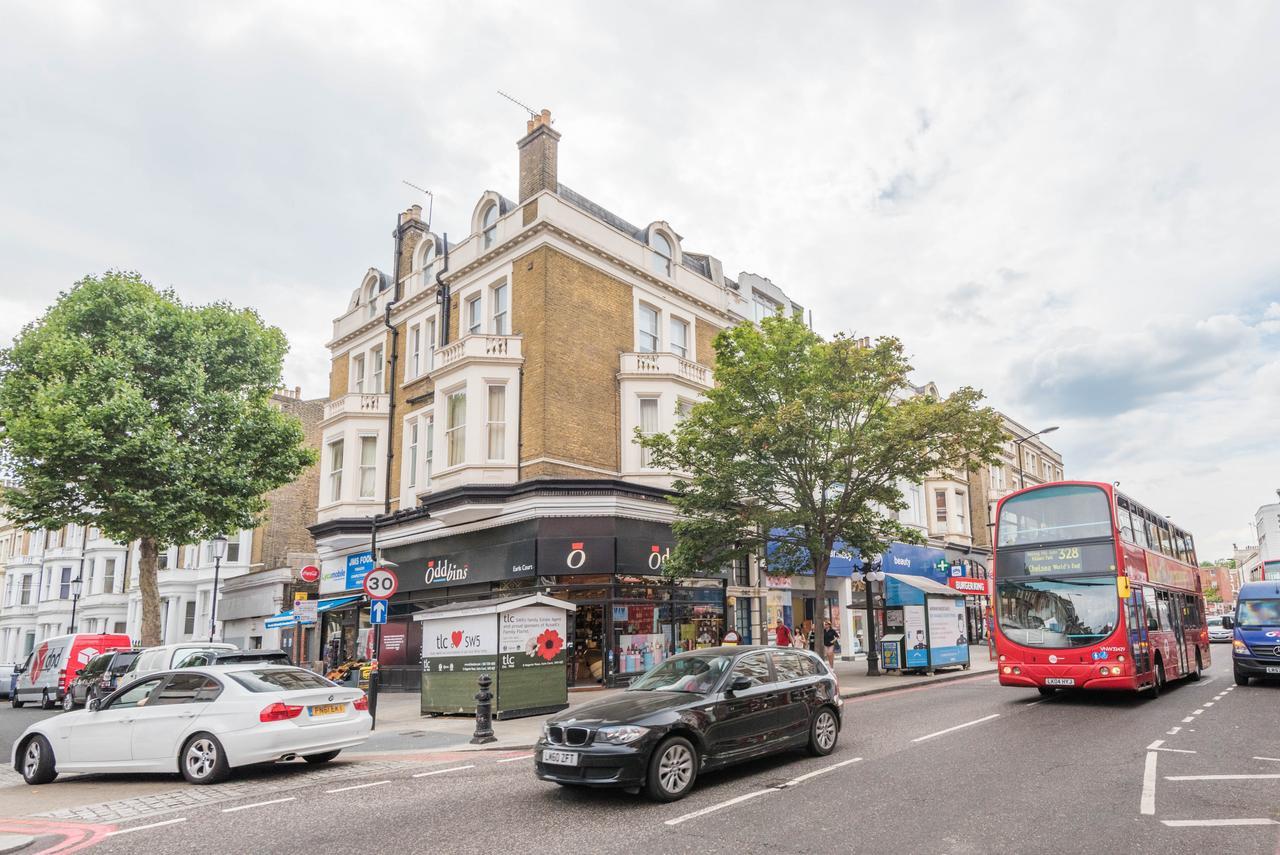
823;620;839;668
774;618;793;648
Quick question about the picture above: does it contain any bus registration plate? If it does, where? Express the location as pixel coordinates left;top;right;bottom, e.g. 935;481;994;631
1044;678;1075;686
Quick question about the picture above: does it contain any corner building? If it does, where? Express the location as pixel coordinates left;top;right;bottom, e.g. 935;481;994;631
311;112;804;689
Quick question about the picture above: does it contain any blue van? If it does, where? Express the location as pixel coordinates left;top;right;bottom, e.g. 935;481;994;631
1231;580;1280;686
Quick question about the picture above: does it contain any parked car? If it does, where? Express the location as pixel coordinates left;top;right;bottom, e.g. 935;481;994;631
1207;614;1234;643
13;665;372;785
0;663;16;700
11;634;133;709
174;649;292;668
534;646;843;801
124;643;237;679
62;649;143;710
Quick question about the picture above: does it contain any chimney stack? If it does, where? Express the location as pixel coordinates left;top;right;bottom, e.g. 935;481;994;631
517;109;559;202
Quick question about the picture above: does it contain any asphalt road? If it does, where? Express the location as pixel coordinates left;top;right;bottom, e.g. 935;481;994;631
2;650;1278;854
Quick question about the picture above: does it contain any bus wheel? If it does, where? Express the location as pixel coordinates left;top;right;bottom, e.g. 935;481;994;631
1144;657;1164;699
1037;687;1055;697
1189;652;1202;681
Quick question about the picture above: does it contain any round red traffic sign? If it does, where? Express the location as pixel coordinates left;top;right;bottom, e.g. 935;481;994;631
363;567;399;599
300;565;320;584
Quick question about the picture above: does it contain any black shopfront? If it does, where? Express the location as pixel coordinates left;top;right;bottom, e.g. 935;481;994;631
378;516;727;689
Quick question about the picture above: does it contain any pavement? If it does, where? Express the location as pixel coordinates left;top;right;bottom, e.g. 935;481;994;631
3;646;1278;854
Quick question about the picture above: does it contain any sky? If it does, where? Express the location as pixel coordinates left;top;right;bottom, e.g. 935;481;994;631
1;2;1277;560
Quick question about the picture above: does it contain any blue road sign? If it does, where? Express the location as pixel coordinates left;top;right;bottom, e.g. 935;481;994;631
370;599;388;625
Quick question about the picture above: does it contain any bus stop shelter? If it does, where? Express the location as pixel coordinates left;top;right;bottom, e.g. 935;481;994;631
881;573;970;675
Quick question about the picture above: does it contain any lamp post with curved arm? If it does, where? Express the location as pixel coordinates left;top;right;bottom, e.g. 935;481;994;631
1012;426;1059;490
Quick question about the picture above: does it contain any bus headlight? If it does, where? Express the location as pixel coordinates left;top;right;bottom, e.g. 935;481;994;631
1099;667;1110;676
1002;666;1012;674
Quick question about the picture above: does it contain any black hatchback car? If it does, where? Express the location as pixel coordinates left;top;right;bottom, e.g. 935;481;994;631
62;649;142;710
534;646;842;801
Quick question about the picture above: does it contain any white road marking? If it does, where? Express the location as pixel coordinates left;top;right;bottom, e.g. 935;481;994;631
1253;757;1280;763
664;789;775;826
1191;709;1204;716
1203;702;1214;707
325;779;391;793
1153;747;1197;754
911;713;1001;743
1166;726;1182;735
496;754;535;763
1140;751;1158;815
1198;677;1217;686
1181;717;1195;723
413;764;476;778
107;818;187;836
1161;818;1279;827
1166;774;1280;781
222;797;296;813
780;757;863;787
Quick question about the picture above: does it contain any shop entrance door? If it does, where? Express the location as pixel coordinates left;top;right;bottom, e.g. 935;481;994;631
570;603;604;686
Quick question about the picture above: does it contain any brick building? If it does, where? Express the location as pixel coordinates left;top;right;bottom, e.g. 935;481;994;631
309;112;805;688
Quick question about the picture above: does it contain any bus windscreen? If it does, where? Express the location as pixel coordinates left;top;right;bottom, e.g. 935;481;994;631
998;484;1114;547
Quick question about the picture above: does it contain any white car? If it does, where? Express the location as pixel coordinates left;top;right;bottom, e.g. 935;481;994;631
12;665;371;786
125;643;238;679
1207;615;1234;642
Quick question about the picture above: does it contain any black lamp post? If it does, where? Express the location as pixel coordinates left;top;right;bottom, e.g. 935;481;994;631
208;534;228;641
1012;426;1059;490
851;559;886;676
68;575;83;633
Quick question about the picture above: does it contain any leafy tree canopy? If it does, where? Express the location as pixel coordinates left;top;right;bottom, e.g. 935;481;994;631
640;315;1005;591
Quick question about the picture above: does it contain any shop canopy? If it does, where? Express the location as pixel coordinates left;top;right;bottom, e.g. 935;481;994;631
411;592;576;623
263;595;363;628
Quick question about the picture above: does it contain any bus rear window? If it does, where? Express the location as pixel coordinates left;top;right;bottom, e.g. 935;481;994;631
998;485;1114;547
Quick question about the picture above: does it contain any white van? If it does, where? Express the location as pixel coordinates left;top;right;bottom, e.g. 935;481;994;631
12;633;133;709
124;642;238;679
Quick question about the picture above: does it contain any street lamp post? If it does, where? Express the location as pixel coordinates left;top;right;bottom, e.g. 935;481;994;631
208;534;228;642
851;560;887;676
1012;426;1060;490
68;575;83;633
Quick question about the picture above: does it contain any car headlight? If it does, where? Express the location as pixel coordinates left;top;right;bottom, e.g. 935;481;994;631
595;725;650;745
1232;639;1249;655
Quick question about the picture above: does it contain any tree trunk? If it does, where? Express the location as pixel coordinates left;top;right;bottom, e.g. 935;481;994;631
138;535;162;647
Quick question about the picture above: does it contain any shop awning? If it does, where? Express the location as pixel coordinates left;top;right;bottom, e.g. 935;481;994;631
264;596;361;629
318;595;361;612
264;611;298;629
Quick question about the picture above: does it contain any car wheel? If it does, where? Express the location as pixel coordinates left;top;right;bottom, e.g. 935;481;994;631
20;735;58;785
645;736;698;802
302;750;341;765
806;706;839;757
40;690;55;711
181;733;231;785
62;691;77;712
1234;670;1249;687
10;693;24;709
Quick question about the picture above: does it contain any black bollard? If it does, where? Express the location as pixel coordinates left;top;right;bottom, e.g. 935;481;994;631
470;673;497;744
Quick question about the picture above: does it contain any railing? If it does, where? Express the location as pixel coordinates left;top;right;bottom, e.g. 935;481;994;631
323;393;390;421
433;334;523;371
619;352;711;386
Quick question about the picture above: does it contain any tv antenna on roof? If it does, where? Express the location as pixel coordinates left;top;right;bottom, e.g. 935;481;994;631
497;89;543;121
401;180;433;231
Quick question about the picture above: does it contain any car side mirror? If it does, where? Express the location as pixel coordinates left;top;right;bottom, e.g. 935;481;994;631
13;666;23;674
88;698;101;712
75;669;84;676
727;675;752;694
1221;617;1234;629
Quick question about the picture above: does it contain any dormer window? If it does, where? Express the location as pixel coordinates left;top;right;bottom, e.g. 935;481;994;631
649;231;673;276
482;204;499;248
365;280;379;318
421;240;435;274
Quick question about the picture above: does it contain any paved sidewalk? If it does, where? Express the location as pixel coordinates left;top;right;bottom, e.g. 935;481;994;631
354;645;996;757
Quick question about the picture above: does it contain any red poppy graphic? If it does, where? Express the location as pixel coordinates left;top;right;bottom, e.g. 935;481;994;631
534;628;564;662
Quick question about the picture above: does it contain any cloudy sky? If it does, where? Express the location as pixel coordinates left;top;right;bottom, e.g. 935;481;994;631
2;2;1277;559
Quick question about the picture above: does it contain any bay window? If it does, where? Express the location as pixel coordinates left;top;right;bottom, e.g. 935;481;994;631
358;435;377;499
487;385;507;460
327;439;344;502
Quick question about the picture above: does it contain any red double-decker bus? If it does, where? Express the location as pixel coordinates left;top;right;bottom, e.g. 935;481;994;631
992;481;1209;697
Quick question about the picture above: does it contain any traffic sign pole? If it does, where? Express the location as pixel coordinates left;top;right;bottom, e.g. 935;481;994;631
368;519;379;731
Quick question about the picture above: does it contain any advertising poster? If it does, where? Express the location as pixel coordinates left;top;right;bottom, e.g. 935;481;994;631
904;605;928;667
421;613;496;673
378;621;409;668
498;606;569;712
927;597;969;667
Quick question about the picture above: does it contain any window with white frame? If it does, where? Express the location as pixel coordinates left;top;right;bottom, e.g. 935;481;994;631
487;385;506;460
446;391;466;466
407;420;419;488
639;397;660;467
638;304;659;353
492;283;509;335
649;231;672;276
103;558;117;594
424;415;434;486
156;551;169;570
676;398;694;422
934;490;948;523
353;355;366;393
20;574;32;605
421;240;435;274
904;483;924;525
466;296;482;336
366;282;378;318
482;204;498;248
358;436;378;499
327;439;344;501
955;491;967;532
670;317;689;359
990;464;1006;492
409;325;421;378
753;297;777;323
425;317;437;370
371;345;384;393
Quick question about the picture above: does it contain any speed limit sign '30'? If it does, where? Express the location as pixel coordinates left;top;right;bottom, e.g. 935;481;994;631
363;567;399;599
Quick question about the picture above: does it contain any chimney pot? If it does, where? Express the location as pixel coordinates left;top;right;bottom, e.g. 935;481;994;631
517;109;560;202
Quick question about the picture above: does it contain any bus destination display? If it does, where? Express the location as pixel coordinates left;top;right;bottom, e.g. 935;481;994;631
1001;543;1115;576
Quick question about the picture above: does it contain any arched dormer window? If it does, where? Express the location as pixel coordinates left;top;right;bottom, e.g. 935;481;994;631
420;239;436;274
365;278;380;318
649;229;674;276
482;204;499;249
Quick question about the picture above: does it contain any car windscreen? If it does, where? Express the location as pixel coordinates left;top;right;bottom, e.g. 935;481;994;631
998;484;1114;547
229;668;337;693
627;653;734;694
996;575;1119;648
1237;599;1280;628
80;654;112;677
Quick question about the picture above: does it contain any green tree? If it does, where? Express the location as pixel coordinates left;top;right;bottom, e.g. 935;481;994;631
0;271;315;645
1204;586;1223;604
639;314;1005;660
